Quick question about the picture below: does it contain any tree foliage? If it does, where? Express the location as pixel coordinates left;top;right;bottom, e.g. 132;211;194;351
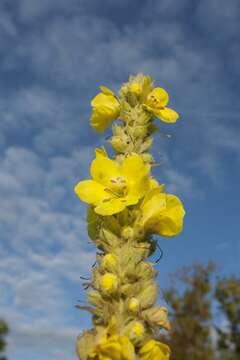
0;319;8;360
162;262;216;360
215;276;240;360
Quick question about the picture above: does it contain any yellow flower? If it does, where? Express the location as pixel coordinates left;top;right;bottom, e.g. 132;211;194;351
99;273;118;294
90;86;120;133
74;152;151;216
144;87;179;123
140;186;185;237
139;340;170;360
90;335;135;360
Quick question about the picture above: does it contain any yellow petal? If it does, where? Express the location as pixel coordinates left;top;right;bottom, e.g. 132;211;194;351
119;336;135;360
95;146;108;157
147;88;169;108
99;85;115;96
90;109;115;133
90;92;120;132
139;340;170;360
90;153;119;185
153;194;185;236
156;107;179;123
94;198;126;216
141;192;167;225
126;175;150;204
121;154;150;182
74;180;110;206
142;193;185;237
141;186;164;208
91;92;119;110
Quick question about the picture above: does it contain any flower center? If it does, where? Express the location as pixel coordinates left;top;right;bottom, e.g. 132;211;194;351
147;94;162;109
109;176;127;196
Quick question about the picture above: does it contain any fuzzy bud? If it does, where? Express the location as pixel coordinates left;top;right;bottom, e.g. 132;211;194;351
138;281;158;309
101;253;118;273
128;321;145;345
121;226;134;240
128;297;140;314
141;153;154;163
109;136;127;153
142;306;170;330
99;273;118;294
87;291;103;307
132;125;147;138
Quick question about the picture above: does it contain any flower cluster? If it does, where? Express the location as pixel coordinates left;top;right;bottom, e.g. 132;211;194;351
75;74;185;360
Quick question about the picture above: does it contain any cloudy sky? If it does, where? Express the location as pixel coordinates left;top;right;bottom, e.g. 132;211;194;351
0;0;240;359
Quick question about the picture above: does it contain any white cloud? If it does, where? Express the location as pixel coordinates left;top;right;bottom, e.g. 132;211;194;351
0;145;95;360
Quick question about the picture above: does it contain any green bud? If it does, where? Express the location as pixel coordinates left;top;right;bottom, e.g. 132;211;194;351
101;253;118;273
141;153;154;163
76;331;95;360
121;226;134;240
132;125;147;138
124;321;145;345
138;281;158;309
128;297;140;314
99;273;118;295
109;136;126;153
140;137;153;153
87;290;103;307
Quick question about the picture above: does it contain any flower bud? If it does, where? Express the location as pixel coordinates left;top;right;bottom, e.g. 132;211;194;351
101;253;118;273
87;290;103;307
132;125;147;138
138;281;158;309
128;321;145;344
128;297;140;314
129;82;142;96
121;226;134;240
109;136;126;153
99;273;118;294
141;153;154;163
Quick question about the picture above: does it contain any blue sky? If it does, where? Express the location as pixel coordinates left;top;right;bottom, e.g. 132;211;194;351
0;0;240;359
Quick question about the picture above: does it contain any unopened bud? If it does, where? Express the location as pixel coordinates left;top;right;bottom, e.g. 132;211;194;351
128;297;140;314
110;136;126;153
99;273;118;294
121;226;134;240
142;306;170;330
141;153;154;163
128;321;145;345
102;253;118;273
129;82;142;96
138;281;158;309
132;125;147;138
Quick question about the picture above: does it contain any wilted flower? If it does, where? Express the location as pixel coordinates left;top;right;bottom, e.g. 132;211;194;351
144;87;179;123
74;152;151;216
91;86;120;132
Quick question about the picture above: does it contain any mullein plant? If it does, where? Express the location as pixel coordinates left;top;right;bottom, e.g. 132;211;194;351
74;74;185;360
